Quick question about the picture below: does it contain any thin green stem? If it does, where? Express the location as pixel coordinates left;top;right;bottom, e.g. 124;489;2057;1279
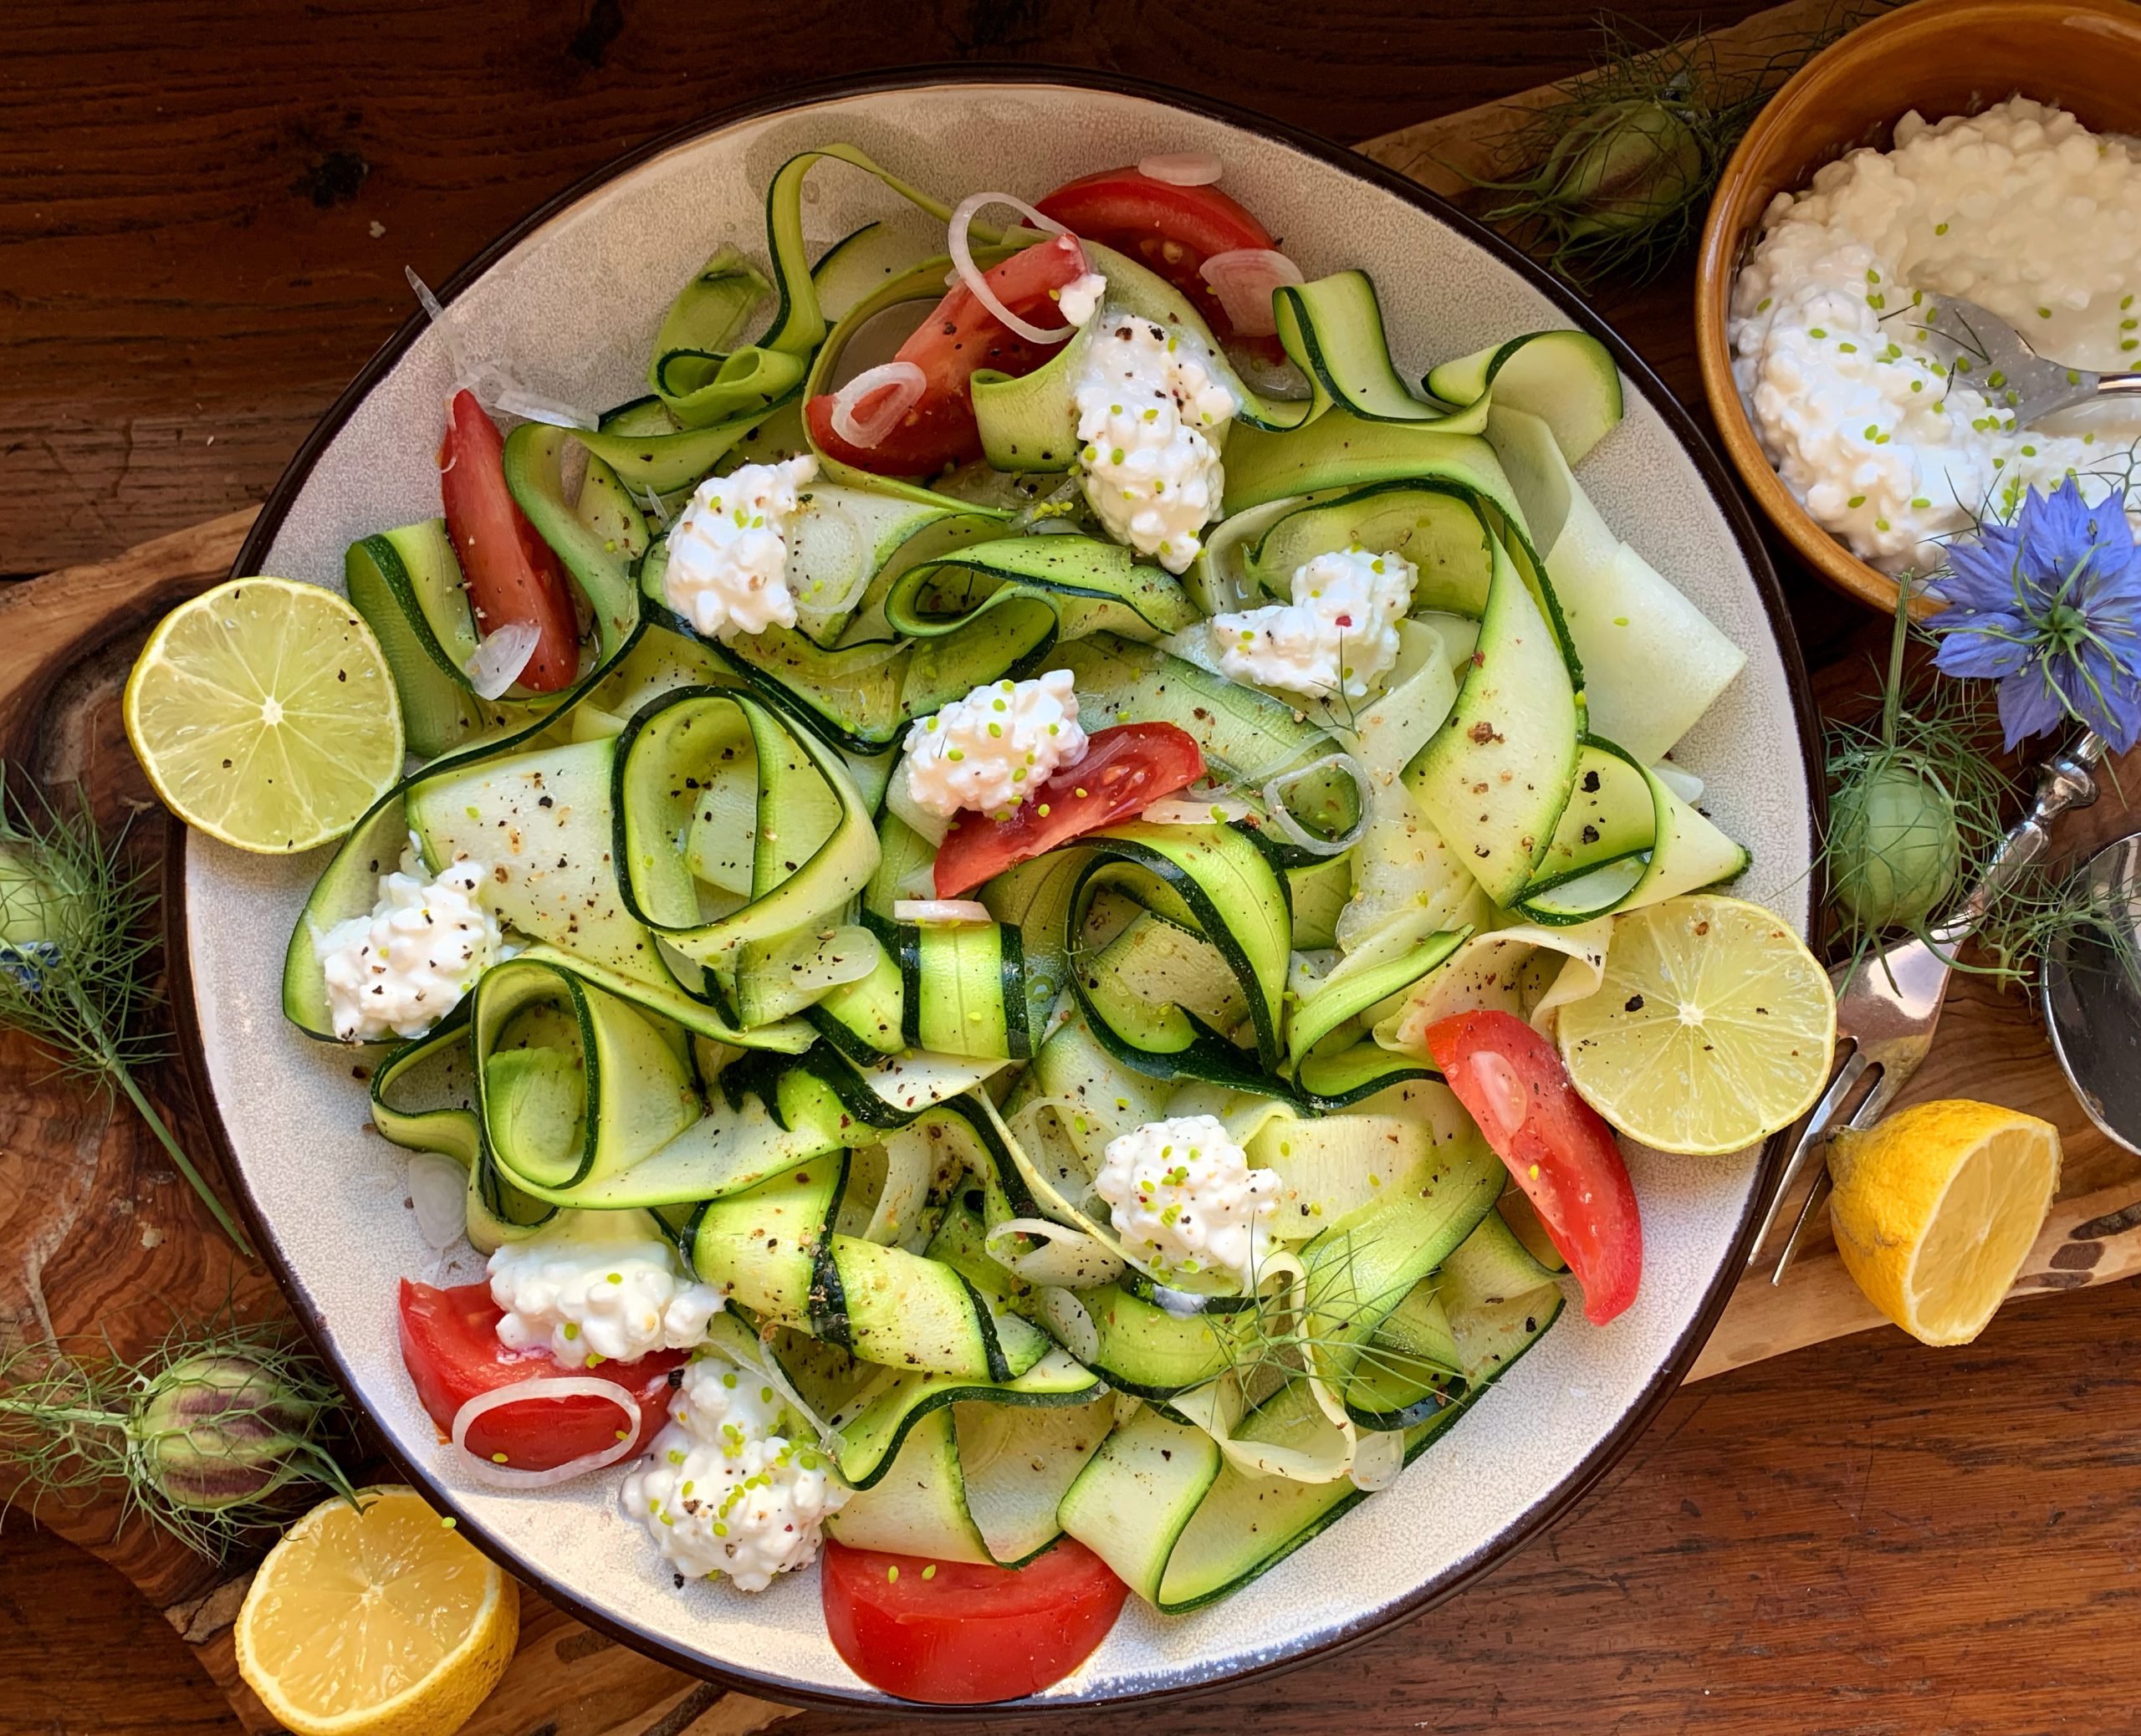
0;1396;120;1430
91;1003;253;1257
1881;576;1910;750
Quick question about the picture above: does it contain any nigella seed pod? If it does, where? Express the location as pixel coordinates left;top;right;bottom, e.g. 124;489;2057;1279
1829;755;1961;932
1541;98;1706;237
132;1353;322;1513
0;840;81;989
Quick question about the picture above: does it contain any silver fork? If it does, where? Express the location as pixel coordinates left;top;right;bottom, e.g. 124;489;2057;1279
1747;734;2107;1282
1915;296;2141;430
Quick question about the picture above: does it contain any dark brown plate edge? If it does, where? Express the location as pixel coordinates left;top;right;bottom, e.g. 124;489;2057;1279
166;60;1826;1719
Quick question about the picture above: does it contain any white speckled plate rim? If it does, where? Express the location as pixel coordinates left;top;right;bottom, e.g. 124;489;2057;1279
175;69;1816;1714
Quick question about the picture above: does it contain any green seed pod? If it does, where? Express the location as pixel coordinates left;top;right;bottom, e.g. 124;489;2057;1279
1539;98;1707;237
131;1352;324;1513
0;840;86;988
1827;754;1961;932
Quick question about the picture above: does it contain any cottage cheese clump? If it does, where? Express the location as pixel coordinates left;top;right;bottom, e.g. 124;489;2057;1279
487;1212;725;1368
1073;314;1237;573
1731;98;2141;575
315;838;499;1043
620;1350;847;1591
1094;1113;1281;1288
662;455;817;638
902;670;1088;819
1212;545;1417;700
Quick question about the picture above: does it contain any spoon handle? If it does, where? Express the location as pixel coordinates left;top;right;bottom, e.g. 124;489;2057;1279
1930;734;2104;947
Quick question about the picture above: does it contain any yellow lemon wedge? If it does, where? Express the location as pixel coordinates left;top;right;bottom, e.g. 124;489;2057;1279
1556;894;1837;1156
125;575;404;853
1827;1099;2060;1346
234;1486;516;1736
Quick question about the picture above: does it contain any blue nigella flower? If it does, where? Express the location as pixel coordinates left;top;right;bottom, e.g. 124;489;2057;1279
1924;477;2141;753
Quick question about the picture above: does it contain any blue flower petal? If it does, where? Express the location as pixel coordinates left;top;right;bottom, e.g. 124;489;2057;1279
1929;617;2033;680
1996;663;2070;750
2016;478;2099;592
1927;526;2023;613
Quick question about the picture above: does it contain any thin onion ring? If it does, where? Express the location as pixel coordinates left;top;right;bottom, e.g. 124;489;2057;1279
1139;151;1224;186
449;1375;644;1489
948;191;1076;345
1263;753;1372;857
829;360;926;450
464;620;540;700
1198;248;1305;339
892;898;994;926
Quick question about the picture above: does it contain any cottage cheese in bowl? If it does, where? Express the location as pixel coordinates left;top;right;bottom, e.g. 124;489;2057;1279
1731;98;2141;576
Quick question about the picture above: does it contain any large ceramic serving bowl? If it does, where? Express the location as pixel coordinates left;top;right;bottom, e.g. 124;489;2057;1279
176;71;1817;1712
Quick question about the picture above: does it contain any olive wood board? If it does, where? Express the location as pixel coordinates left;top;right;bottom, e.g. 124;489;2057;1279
8;14;2140;1726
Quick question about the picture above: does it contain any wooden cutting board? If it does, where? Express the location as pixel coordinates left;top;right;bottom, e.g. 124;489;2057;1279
6;7;2138;1726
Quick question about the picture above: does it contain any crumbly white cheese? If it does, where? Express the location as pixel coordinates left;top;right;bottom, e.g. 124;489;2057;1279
901;669;1087;819
315;839;499;1044
1056;270;1109;327
487;1211;725;1368
1073;314;1237;573
1093;1113;1281;1288
1211;546;1417;699
662;455;817;638
1730;98;2141;575
620;1351;847;1592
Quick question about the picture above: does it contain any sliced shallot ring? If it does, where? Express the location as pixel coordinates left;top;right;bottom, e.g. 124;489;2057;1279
406;1151;469;1252
949;191;1075;345
1349;1427;1407;1492
449;1376;643;1489
829;360;926;450
463;619;541;700
1263;753;1372;857
1198;248;1305;339
1140;797;1256;826
1139;151;1224;186
892;898;994;926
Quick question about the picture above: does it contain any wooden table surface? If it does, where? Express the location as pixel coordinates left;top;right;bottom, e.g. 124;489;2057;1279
6;3;2138;1733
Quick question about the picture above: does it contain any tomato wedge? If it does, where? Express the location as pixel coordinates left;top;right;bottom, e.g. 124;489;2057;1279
1035;166;1280;348
933;722;1205;898
1423;1011;1643;1325
821;1539;1128;1703
806;232;1089;477
437;388;582;692
396;1279;680;1471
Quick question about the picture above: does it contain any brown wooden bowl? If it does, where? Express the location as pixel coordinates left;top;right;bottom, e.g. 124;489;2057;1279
1695;0;2141;615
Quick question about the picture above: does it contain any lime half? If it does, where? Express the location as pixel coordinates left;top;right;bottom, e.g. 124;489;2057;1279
1557;894;1837;1156
125;576;404;854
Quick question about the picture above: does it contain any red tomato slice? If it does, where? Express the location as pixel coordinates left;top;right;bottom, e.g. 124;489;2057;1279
1035;166;1279;349
932;722;1205;898
806;232;1089;477
1423;1011;1643;1325
437;389;582;692
396;1279;680;1471
821;1539;1128;1704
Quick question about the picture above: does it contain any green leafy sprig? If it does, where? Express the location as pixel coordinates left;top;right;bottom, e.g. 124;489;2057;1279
1459;3;1892;288
0;774;251;1253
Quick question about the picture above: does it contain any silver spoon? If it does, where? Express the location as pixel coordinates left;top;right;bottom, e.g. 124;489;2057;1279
1914;296;2141;429
2041;830;2141;1159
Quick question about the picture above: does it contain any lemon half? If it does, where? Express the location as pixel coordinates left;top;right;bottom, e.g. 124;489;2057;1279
1557;894;1837;1156
125;575;403;853
234;1486;516;1736
1828;1100;2060;1346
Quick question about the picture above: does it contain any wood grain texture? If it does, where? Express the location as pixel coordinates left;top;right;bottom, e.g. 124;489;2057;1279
5;2;2141;1733
1;0;1759;577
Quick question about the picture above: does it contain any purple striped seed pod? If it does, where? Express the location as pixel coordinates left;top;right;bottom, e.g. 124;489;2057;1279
132;1353;320;1513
